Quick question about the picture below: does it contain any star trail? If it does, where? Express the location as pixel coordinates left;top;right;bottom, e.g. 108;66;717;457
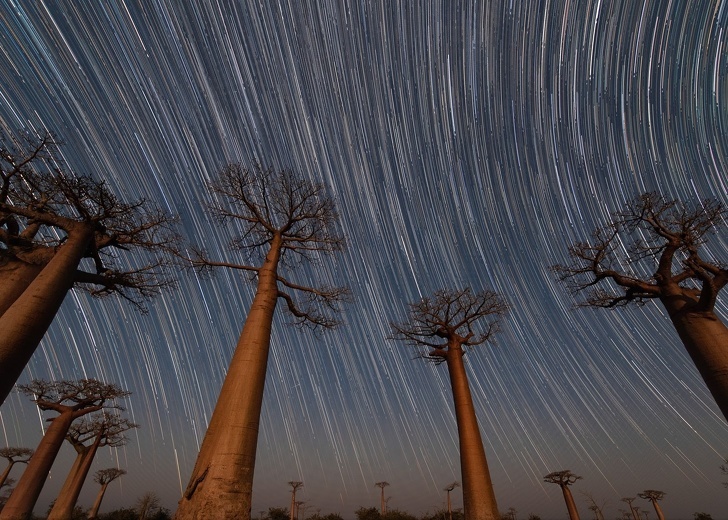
0;1;727;518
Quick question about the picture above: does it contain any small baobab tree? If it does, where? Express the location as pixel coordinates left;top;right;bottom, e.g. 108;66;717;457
137;492;161;520
0;131;178;404
553;193;728;419
0;379;129;520
444;482;460;520
0;448;32;490
622;497;639;520
175;165;349;519
374;482;389;515
289;481;303;520
543;470;581;520
637;490;665;520
87;467;126;519
391;287;508;520
47;412;137;520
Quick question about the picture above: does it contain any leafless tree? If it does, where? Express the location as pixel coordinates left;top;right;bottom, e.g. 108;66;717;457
87;468;126;519
391;288;508;520
637;490;665;520
47;412;137;520
543;470;581;520
0;131;179;404
0;448;33;490
175;165;348;519
289;481;303;520
137;491;161;520
720;457;728;488
0;379;129;520
444;482;460;520
553;193;728;419
581;491;605;520
621;498;639;520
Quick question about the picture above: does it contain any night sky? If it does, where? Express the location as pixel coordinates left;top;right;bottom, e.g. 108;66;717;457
1;1;727;518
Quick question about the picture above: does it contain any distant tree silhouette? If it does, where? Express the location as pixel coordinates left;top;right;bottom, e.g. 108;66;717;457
543;470;581;520
0;131;178;404
136;492;161;520
87;468;126;519
553;193;728;419
693;513;713;520
288;481;303;520
444;482;460;520
637;490;665;520
391;288;508;520
580;491;605;520
720;457;728;488
265;508;290;520
48;413;136;520
354;507;380;520
0;379;129;520
621;497;639;520
0;448;32;490
175;165;349;520
374;482;390;515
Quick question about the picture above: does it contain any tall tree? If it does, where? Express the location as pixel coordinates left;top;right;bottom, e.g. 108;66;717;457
175;164;348;519
553;193;728;419
637;491;665;520
288;481;303;520
621;498;639;520
0;131;178;404
87;468;126;519
543;470;581;520
0;449;33;490
374;482;389;515
0;379;129;520
390;288;508;520
48;413;137;520
136;492;161;520
444;482;460;520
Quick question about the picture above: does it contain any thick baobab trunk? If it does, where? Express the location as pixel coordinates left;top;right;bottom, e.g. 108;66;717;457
87;482;110;519
0;227;93;404
47;439;100;520
0;413;75;520
175;236;282;520
662;301;728;422
560;485;580;520
0;260;42;317
445;343;499;520
647;500;665;520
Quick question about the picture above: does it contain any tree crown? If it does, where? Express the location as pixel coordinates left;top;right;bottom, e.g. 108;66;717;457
543;470;582;487
18;379;130;417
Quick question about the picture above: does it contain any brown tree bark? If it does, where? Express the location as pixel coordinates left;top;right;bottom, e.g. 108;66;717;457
647;499;665;520
0;226;93;404
0;260;41;317
47;437;101;520
174;235;282;520
561;485;580;520
0;413;75;520
86;481;109;520
445;342;499;520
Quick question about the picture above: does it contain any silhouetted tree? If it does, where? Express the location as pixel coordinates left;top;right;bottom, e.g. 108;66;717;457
580;492;605;520
354;507;380;520
175;165;348;520
621;498;639;520
693;513;713;520
374;482;390;515
0;449;32;490
0;379;129;520
136;492;161;520
444;482;460;520
553;193;728;419
88;468;126;519
48;413;136;520
0;131;178;404
543;470;581;520
288;481;303;520
391;288;507;520
637;491;665;520
720;457;728;488
265;508;290;520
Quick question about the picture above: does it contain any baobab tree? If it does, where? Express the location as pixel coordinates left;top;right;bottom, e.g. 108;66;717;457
553;193;728;419
391;287;508;520
87;467;126;519
0;448;33;490
0;379;129;520
444;482;460;520
621;498;639;520
543;470;581;520
374;482;389;515
47;412;137;520
0;131;178;404
289;481;303;520
637;490;665;520
175;164;349;519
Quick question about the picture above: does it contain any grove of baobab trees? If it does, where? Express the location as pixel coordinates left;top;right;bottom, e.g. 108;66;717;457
0;379;130;520
174;164;349;520
0;131;179;404
553;193;728;420
390;288;508;520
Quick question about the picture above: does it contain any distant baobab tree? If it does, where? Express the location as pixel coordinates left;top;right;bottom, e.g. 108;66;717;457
621;497;639;520
47;412;137;520
720;457;728;488
637;490;665;520
87;467;126;519
553;193;728;420
391;287;508;520
0;379;129;520
374;482;389;515
444;482;460;520
289;481;304;520
0;130;179;404
543;470;581;520
0;448;32;490
175;164;349;519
